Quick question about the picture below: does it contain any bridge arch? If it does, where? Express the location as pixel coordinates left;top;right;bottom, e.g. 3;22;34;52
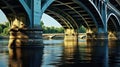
75;0;105;32
107;13;120;39
43;0;106;34
107;13;120;31
0;0;30;27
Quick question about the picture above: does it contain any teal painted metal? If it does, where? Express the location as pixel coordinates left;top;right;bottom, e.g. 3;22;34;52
33;0;42;28
0;0;120;33
107;13;120;31
74;0;102;31
19;0;54;28
101;0;107;33
19;0;32;27
42;0;54;12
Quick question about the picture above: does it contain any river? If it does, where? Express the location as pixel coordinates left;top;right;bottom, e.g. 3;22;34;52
0;39;120;67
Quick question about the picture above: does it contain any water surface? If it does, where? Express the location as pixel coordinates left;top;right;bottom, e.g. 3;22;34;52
0;39;120;67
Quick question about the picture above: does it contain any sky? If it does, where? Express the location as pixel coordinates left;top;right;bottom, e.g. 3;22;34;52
0;10;61;27
41;13;62;27
0;10;8;23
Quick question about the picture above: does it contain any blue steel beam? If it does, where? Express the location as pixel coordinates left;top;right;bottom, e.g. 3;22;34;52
33;0;42;28
46;10;72;29
107;13;120;31
0;0;120;34
19;0;32;27
46;8;75;29
73;0;100;31
19;0;54;28
42;0;54;12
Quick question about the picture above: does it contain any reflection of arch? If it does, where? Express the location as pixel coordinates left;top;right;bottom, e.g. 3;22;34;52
107;13;120;32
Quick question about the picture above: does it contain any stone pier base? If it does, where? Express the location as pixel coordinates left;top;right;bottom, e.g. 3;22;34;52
64;29;78;41
27;29;43;45
87;33;108;40
116;32;120;40
8;29;43;48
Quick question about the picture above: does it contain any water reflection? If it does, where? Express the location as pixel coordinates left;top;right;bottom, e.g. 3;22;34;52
1;39;120;67
89;39;108;67
59;39;109;67
8;47;43;67
109;40;120;67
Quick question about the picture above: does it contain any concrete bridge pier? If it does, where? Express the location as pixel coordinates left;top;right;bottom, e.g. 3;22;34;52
116;32;120;40
64;29;78;41
93;33;108;39
26;29;43;45
87;32;108;40
8;17;28;47
86;29;108;40
8;17;43;48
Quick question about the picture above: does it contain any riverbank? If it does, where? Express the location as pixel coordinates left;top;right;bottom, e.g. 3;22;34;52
0;36;9;39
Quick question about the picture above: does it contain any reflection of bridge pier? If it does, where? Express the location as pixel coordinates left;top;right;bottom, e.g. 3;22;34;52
64;29;78;41
87;39;109;67
9;47;44;67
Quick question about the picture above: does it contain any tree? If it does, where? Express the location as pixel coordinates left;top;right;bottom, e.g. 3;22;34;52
40;21;44;28
0;22;10;36
2;27;9;35
40;21;64;33
0;26;2;33
4;22;9;27
79;25;86;33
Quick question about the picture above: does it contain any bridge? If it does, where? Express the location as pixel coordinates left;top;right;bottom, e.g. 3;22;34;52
0;0;120;47
42;33;86;39
43;33;64;39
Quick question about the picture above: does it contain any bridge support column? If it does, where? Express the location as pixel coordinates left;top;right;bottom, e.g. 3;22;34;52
26;29;43;45
108;31;117;40
8;17;28;47
87;33;108;40
8;17;43;48
94;33;108;39
64;29;78;41
115;32;120;40
86;28;108;39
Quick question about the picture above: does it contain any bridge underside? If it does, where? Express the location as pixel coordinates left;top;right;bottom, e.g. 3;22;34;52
45;0;100;30
0;0;120;47
45;0;107;40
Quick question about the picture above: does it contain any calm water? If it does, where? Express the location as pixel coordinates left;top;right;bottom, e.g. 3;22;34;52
0;39;120;67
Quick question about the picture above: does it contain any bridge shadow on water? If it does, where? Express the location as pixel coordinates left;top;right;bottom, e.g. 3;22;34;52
58;39;109;67
0;39;120;67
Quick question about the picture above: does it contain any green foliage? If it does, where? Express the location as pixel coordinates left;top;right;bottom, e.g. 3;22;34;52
0;26;2;33
40;21;86;33
40;21;44;28
4;22;9;27
42;26;64;33
0;24;6;29
2;27;9;35
0;22;10;36
40;21;64;33
78;25;86;33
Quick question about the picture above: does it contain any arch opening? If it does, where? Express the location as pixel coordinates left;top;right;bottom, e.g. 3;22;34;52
41;13;87;40
107;14;120;40
42;0;108;40
45;0;102;30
